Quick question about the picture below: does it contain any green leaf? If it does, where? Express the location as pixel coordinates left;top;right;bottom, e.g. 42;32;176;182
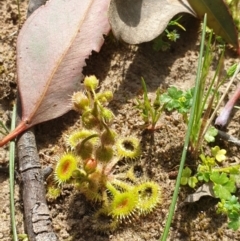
224;180;236;194
213;184;232;200
228;218;240;231
224;195;240;210
204;126;218;143
227;63;237;77
181;167;193;186
197;171;210;182
180;176;188;185
182;166;192;177
211;173;236;200
210;172;228;185
188;176;198;188
211;146;227;162
168;86;183;98
161;86;193;113
187;0;239;50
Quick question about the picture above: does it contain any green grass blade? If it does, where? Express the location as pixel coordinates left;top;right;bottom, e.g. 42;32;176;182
160;14;208;241
9;104;18;241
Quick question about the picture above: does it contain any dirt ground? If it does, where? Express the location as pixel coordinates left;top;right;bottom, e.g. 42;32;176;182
0;0;240;241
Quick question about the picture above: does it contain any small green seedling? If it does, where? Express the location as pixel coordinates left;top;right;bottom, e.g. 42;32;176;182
152;16;185;51
160;86;194;122
217;195;240;230
135;77;165;130
204;125;218;143
50;76;162;232
180;166;198;188
182;146;240;230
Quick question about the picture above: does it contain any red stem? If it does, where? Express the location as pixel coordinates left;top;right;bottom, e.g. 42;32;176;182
215;85;240;127
0;121;28;147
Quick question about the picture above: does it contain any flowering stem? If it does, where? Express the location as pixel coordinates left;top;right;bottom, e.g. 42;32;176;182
81;134;99;145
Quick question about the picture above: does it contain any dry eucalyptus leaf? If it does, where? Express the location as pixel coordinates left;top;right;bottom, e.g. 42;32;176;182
0;0;110;146
183;183;216;203
108;0;196;44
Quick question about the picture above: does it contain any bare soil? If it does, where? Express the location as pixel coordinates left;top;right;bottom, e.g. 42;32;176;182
0;0;240;241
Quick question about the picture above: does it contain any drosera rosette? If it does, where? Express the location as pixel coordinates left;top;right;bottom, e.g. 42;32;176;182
54;153;78;185
52;75;163;232
106;181;139;222
116;136;141;160
135;181;162;215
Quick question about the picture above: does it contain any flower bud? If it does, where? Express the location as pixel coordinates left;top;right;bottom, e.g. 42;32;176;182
84;158;97;174
95;146;113;162
101;108;114;122
96;91;113;104
101;129;116;146
71;91;90;112
75;141;93;160
84;75;99;90
82;111;99;129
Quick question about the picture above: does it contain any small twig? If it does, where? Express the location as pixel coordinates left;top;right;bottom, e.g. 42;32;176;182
0;31;18;42
217;129;240;146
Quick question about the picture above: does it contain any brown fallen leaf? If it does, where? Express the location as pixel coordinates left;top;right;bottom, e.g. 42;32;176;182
0;0;110;146
183;182;216;203
108;0;196;44
109;0;239;52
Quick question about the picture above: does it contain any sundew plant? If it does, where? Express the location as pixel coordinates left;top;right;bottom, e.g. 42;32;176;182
50;76;161;232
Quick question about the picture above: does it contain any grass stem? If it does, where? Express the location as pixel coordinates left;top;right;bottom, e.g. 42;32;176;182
9;104;18;241
160;14;207;241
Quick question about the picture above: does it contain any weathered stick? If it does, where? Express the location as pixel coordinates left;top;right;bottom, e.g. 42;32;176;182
17;129;57;241
217;129;240;146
